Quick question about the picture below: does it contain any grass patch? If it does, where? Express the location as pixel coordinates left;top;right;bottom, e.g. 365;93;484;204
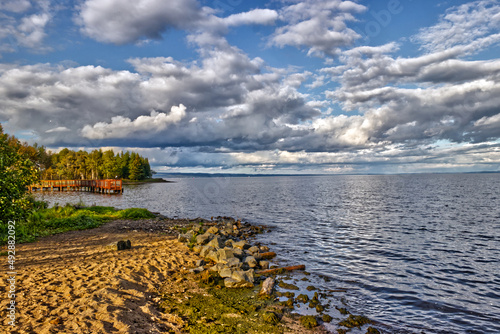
0;202;156;245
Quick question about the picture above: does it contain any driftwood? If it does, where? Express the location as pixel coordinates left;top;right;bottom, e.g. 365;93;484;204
259;277;275;296
256;264;306;275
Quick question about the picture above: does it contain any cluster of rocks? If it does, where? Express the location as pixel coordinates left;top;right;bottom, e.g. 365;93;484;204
178;217;274;288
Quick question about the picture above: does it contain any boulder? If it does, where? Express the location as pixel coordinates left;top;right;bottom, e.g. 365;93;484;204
207;236;224;249
259;246;270;252
192;245;203;254
259;260;270;269
209;263;225;272
106;240;131;251
219;267;233;278
200;245;216;258
244;256;258;268
225;257;242;268
196;234;210;245
231;269;254;284
224;278;254;288
247;246;259;254
206;250;219;263
189;266;205;274
259;277;275;296
232;240;249;250
232;248;244;258
224;239;234;247
206;226;219;234
216;249;235;263
196;259;205;267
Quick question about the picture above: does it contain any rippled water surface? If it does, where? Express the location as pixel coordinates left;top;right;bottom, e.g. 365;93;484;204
35;174;500;333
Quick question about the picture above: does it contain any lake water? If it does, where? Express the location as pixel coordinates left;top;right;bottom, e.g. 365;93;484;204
34;174;500;333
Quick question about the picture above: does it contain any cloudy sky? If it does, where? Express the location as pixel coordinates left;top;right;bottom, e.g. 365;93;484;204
1;0;500;174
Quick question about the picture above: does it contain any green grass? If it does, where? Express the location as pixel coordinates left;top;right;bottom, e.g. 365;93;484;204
0;203;156;245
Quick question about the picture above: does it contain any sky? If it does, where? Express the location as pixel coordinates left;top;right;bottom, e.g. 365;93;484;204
1;0;500;174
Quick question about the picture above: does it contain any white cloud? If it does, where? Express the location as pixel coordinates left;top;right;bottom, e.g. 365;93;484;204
223;9;278;27
0;0;31;13
77;0;202;44
0;0;53;55
412;0;500;52
270;0;366;57
82;104;187;139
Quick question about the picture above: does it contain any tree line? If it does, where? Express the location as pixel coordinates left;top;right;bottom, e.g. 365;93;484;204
1;125;154;223
43;148;153;181
0;125;153;181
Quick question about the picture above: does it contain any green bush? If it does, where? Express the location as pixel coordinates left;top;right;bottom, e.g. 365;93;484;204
117;208;155;219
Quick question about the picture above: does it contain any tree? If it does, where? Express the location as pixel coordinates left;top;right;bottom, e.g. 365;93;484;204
0;125;39;222
128;156;144;181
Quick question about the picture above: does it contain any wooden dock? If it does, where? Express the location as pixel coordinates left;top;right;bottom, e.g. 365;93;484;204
29;179;123;194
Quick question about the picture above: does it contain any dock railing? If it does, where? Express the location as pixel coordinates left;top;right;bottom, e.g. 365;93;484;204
29;179;123;194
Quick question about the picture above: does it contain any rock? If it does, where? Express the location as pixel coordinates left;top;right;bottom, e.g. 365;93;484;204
232;248;244;258
231;269;254;284
224;239;234;247
177;234;188;242
196;234;210;245
253;253;262;261
206;226;219;234
244;256;258;268
232;240;249;250
224;278;253;288
209;263;225;272
206;250;219;263
247;246;259;254
106;240;131;251
200;246;216;258
207;236;224;249
225;257;241;268
192;245;203;254
206;248;235;263
259;245;270;252
225;221;234;229
300;315;318;329
259;261;270;269
322;314;333;323
219;267;233;278
216;249;235;263
259;277;275;296
189;266;205;274
196;259;205;267
262;311;279;324
296;294;309;303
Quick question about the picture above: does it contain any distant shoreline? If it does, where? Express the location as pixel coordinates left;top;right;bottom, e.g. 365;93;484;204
122;178;173;185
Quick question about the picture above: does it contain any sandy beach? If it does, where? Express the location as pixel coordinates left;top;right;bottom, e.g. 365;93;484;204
0;219;197;333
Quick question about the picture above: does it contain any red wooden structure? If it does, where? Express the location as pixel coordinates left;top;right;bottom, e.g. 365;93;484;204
29;179;123;194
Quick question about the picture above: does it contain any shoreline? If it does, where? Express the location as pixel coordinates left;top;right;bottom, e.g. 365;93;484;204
0;217;328;333
0;215;379;333
122;178;174;185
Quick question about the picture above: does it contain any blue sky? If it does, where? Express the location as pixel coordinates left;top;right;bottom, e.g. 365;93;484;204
1;0;500;174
